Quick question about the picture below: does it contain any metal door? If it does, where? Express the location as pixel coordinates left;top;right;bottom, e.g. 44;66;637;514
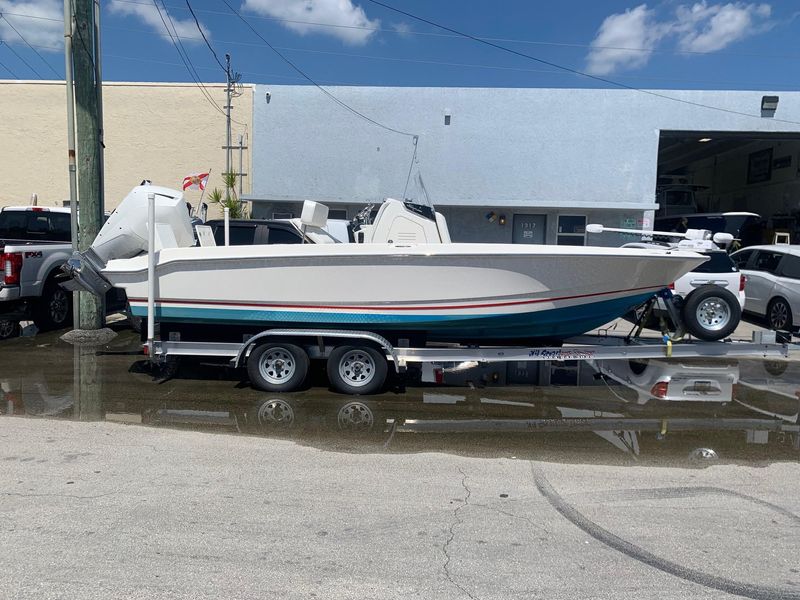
512;214;546;244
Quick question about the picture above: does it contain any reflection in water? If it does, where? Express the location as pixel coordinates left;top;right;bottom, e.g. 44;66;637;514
1;330;799;461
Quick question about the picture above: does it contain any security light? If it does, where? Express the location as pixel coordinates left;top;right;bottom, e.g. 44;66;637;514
761;95;779;111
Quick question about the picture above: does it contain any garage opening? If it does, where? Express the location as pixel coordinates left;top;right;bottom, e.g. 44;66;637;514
656;130;800;245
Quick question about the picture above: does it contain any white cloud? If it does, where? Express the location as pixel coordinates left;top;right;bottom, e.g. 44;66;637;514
585;2;774;75
108;0;207;44
585;4;666;75
242;0;379;45
0;0;63;50
675;2;772;52
391;21;411;37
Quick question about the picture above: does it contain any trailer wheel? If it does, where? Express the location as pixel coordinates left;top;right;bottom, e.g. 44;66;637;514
34;281;73;331
681;286;740;341
327;345;387;395
247;343;309;392
0;319;20;340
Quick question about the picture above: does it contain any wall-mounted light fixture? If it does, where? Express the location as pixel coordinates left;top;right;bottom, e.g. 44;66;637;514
761;95;779;117
444;108;451;126
265;91;272;104
698;137;712;143
498;214;506;226
485;211;497;223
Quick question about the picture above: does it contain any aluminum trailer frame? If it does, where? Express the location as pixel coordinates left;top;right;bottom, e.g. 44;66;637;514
150;328;792;371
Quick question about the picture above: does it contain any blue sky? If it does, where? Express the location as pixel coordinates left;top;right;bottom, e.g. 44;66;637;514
0;0;798;90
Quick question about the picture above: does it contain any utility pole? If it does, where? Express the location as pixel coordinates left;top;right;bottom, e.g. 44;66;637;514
224;53;232;201
73;0;104;330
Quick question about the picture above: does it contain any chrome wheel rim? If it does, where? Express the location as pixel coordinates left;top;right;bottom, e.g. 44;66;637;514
338;350;376;388
49;289;69;324
257;399;295;428
770;301;789;329
695;297;730;332
337;402;374;431
258;347;296;384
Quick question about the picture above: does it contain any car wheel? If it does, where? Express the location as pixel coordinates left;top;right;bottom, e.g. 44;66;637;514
34;282;73;331
247;343;309;392
681;285;741;341
0;319;20;340
767;298;793;332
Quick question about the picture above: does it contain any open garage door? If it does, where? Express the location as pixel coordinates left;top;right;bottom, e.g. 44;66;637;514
657;130;800;245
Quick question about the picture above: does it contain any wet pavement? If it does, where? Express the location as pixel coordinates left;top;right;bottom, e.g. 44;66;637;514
1;325;800;599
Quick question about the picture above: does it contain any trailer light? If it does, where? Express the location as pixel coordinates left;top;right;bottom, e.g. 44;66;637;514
650;381;669;399
668;282;675;290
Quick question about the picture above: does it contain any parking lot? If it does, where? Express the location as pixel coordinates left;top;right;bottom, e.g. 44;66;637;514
1;323;799;599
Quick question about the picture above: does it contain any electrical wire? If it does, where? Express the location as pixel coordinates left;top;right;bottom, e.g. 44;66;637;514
0;14;60;78
0;49;19;78
220;0;417;139
109;0;800;61
362;0;800;127
0;37;42;78
151;0;239;124
184;0;225;73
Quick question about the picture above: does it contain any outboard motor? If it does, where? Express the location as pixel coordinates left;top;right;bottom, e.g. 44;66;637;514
61;184;194;296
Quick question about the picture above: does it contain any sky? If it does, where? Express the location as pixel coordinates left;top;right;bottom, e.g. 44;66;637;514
0;0;798;90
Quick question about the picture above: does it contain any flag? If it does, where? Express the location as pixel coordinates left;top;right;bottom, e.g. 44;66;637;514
182;172;209;191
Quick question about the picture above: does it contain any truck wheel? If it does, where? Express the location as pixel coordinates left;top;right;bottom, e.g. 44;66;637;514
0;319;20;340
247;343;309;392
34;282;73;331
681;286;741;341
327;345;388;395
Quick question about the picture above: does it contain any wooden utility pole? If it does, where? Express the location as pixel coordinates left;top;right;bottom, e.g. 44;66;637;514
72;0;104;329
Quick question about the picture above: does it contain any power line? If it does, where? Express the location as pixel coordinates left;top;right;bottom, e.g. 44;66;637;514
109;0;800;61
184;0;225;72
0;37;42;78
0;51;18;78
0;13;61;78
220;0;417;139
362;0;800;127
150;0;240;124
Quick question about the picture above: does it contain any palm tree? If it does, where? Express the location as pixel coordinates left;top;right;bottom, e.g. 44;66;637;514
208;171;247;218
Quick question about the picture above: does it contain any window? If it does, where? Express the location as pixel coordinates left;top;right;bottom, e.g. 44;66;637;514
272;211;294;219
753;251;784;274
780;255;800;279
329;209;347;220
693;251;737;274
731;250;753;269
213;224;257;246
557;215;586;246
267;227;302;245
48;213;72;242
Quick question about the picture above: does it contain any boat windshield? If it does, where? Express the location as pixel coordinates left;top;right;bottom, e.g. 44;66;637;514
403;171;436;222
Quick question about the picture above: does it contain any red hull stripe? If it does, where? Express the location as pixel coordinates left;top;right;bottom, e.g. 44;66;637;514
128;284;664;312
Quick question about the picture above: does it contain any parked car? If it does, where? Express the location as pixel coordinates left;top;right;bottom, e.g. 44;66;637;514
730;244;800;331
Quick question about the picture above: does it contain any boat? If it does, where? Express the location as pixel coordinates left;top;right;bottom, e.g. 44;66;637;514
63;184;708;345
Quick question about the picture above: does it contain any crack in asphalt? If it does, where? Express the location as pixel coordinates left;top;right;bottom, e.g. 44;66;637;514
442;468;479;600
530;463;800;600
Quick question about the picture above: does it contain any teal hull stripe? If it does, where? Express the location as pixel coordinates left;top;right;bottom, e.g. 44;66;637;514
130;292;656;339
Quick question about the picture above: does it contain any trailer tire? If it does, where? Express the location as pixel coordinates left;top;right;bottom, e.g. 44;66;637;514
681;286;740;341
327;345;387;395
34;281;73;331
0;319;20;340
247;343;309;392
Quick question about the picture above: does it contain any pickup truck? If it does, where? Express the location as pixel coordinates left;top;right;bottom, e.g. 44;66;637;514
0;206;128;339
0;206;74;338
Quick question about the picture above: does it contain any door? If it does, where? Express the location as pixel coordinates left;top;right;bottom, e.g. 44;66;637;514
512;214;546;244
743;250;784;315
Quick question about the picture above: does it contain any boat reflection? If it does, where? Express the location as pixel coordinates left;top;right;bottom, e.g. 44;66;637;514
2;351;798;461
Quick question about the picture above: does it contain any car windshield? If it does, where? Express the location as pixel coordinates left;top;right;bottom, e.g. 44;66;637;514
693;251;737;273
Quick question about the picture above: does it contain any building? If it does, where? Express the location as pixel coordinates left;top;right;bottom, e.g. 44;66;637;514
0;80;253;212
248;85;800;245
